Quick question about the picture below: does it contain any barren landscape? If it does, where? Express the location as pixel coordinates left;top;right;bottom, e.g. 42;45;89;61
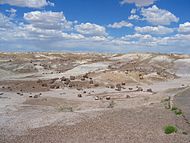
0;52;190;143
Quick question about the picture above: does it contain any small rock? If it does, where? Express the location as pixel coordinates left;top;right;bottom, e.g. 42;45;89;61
106;96;111;100
29;95;33;98
121;82;126;86
110;85;115;89
78;94;82;98
61;76;67;81
37;79;42;83
83;74;88;79
83;91;86;94
64;79;70;85
70;76;75;80
50;85;56;89
55;86;60;89
147;88;152;92
49;78;59;84
42;83;48;87
115;84;122;91
115;87;121;91
89;80;93;84
129;88;133;91
137;87;143;91
34;95;40;98
95;96;99;100
116;84;121;89
126;95;130;98
81;77;85;81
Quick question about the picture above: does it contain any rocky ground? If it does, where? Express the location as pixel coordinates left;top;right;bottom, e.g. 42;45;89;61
0;52;190;143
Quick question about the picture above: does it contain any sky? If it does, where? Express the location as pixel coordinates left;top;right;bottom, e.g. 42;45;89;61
0;0;190;53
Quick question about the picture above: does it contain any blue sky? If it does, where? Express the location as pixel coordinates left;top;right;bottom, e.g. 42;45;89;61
0;0;190;53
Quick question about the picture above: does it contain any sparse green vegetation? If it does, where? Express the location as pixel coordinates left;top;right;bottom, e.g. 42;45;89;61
171;107;177;111
171;106;182;115
164;125;177;134
175;109;182;115
58;106;73;112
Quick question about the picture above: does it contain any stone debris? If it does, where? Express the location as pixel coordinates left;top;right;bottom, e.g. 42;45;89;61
129;88;133;91
95;96;99;100
34;95;40;98
126;95;130;98
89;80;93;84
115;84;122;91
61;76;67;81
147;88;153;92
121;82;126;85
83;74;88;79
106;96;111;100
64;79;70;85
137;87;143;91
70;76;75;80
81;77;85;81
110;84;115;89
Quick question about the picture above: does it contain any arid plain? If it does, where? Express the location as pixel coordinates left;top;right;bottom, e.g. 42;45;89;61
0;52;190;143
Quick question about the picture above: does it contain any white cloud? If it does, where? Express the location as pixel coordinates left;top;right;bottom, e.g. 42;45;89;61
178;22;190;34
108;21;133;28
135;25;174;35
1;9;190;53
121;33;153;41
0;13;15;29
24;11;72;30
141;5;179;25
131;9;136;14
128;15;140;20
75;23;107;36
61;33;85;40
120;0;156;7
0;0;54;8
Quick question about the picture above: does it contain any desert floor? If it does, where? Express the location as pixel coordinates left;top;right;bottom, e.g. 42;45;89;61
0;52;190;143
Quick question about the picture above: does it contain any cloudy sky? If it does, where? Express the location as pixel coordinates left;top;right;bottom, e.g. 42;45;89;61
0;0;190;53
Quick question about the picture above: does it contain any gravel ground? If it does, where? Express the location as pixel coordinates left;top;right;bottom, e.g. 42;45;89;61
3;105;190;143
174;87;190;122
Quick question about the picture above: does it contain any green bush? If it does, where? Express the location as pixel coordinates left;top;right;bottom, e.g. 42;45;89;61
175;109;182;115
164;125;177;134
171;107;177;111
